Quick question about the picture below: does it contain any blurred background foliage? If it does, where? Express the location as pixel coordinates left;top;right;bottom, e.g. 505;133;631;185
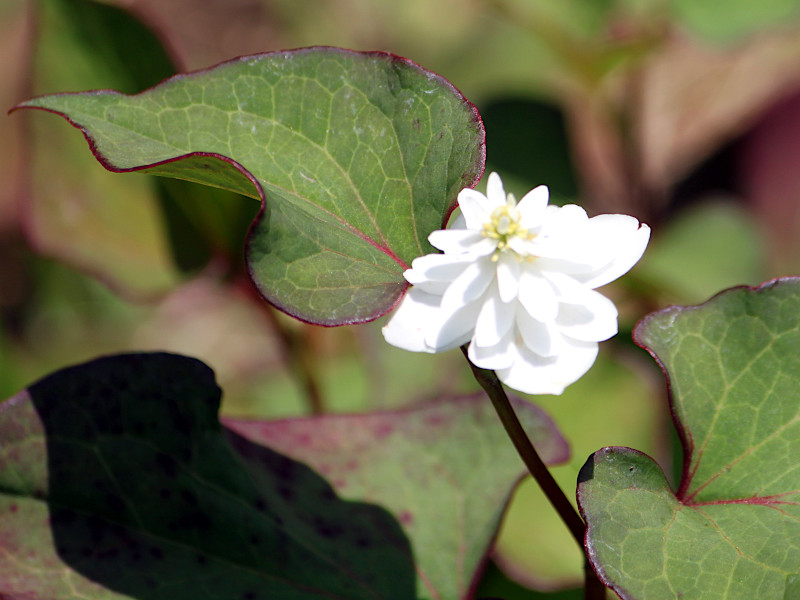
3;0;800;597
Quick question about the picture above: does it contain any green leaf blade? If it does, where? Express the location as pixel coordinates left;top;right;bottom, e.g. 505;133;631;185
16;48;485;324
640;280;800;505
578;278;800;599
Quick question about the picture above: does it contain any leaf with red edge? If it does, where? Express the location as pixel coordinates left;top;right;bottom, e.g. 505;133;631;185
578;278;800;599
225;393;569;600
14;47;485;325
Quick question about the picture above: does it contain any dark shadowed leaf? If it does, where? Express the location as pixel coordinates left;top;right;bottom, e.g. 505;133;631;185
0;352;567;600
0;353;416;599
225;393;569;600
15;47;486;325
578;278;800;599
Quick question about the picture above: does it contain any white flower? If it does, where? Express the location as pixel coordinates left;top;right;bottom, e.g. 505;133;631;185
382;172;650;395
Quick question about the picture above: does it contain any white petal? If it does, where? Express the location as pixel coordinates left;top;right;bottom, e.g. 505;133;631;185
577;218;650;289
542;209;600;253
516;185;549;228
533;255;596;275
532;234;607;274
516;308;563;357
426;300;481;351
555;290;618;342
440;259;495;314
468;328;515;370
506;236;538;257
485;172;506;207
428;229;490;255
496;252;520;303
529;204;607;269
540;271;587;301
449;211;466;230
382;287;442;353
456;188;492;230
540;204;589;236
542;214;645;282
496;338;599;395
517;268;559;322
473;288;516;347
406;253;470;283
406;278;450;295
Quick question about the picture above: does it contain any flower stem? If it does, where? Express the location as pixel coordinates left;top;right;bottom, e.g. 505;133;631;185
460;347;606;599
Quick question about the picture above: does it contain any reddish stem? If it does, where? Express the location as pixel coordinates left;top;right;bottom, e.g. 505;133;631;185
460;347;606;599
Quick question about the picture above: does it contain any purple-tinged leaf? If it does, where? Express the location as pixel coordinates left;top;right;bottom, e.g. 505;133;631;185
226;393;569;600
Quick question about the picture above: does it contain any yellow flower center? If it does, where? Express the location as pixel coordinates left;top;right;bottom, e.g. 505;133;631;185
481;194;535;260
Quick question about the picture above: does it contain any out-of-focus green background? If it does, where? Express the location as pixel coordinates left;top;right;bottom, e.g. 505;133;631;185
4;0;800;597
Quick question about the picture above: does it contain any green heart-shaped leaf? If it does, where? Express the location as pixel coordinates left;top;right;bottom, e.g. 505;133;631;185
578;278;800;599
15;47;485;324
